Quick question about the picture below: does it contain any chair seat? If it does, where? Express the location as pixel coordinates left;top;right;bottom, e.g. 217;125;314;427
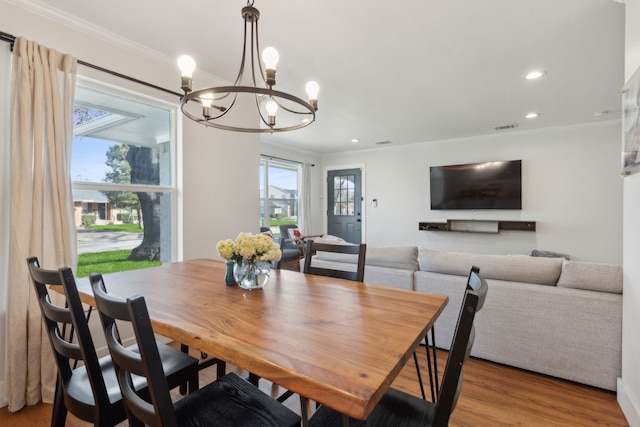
154;341;199;392
65;355;123;414
281;247;303;260
173;372;300;427
66;342;197;409
310;388;435;427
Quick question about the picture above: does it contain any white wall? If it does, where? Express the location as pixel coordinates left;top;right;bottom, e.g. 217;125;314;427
322;121;622;263
619;0;640;425
0;0;262;405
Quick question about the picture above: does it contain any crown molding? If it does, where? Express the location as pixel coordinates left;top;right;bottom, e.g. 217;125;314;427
6;0;169;64
5;0;228;86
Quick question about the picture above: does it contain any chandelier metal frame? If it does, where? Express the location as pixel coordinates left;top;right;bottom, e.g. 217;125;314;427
178;1;318;133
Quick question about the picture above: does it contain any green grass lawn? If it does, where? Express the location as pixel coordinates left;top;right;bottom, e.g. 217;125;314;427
84;224;143;233
77;249;161;278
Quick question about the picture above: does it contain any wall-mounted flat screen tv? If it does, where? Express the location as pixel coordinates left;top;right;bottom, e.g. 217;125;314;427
430;160;522;210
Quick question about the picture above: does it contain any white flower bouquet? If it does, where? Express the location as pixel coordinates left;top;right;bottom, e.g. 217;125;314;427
216;232;282;265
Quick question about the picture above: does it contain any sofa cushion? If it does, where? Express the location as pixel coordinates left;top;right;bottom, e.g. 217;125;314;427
557;260;623;294
314;245;419;271
365;247;419;270
418;248;563;286
307;259;415;290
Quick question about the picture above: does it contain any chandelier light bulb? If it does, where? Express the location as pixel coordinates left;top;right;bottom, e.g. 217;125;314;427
177;55;196;78
266;99;278;126
262;47;280;69
178;55;196;93
263;47;279;87
305;81;319;110
266;99;278;115
200;93;214;108
200;93;214;118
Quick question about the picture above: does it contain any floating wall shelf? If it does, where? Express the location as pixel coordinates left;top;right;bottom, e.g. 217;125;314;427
419;220;536;234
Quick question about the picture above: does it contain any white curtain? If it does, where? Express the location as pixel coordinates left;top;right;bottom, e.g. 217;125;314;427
299;162;312;233
6;37;77;412
0;39;11;406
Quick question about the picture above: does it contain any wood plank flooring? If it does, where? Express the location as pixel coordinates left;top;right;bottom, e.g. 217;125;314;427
0;348;627;426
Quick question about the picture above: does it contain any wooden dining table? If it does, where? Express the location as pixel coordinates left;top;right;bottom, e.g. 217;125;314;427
72;258;448;421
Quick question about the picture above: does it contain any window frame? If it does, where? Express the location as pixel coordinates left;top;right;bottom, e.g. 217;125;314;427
260;157;300;232
72;76;181;262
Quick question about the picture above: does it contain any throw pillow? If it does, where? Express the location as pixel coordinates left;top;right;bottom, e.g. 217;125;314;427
288;228;302;239
261;230;274;239
531;249;570;260
557;260;623;294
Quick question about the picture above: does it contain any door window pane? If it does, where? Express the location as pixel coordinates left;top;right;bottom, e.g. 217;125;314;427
332;174;355;216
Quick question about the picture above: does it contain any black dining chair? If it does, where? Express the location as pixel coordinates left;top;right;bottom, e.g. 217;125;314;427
26;257;200;427
91;280;302;427
308;268;488;427
414;265;481;403
302;240;367;282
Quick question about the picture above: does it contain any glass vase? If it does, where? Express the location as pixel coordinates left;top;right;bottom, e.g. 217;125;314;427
233;260;270;290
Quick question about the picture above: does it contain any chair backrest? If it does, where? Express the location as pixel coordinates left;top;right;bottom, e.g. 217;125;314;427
302;240;367;282
26;257;112;422
432;268;488;426
91;274;178;427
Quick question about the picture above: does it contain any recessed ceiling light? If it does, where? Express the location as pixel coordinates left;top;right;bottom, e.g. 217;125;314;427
525;70;547;80
351;138;360;143
525;112;540;119
594;110;609;117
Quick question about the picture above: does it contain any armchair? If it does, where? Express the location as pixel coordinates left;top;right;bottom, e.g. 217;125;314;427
272;224;303;269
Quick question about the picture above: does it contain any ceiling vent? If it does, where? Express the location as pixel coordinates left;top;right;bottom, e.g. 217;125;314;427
493;123;518;131
375;140;392;145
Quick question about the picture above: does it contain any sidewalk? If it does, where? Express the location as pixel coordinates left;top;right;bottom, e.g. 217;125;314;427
77;229;143;254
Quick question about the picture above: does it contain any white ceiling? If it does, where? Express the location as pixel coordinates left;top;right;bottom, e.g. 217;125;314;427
15;0;626;154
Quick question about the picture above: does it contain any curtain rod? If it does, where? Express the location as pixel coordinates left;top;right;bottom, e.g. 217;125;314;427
260;154;315;167
0;31;183;98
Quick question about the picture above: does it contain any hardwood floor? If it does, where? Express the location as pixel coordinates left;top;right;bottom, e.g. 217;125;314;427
0;348;627;426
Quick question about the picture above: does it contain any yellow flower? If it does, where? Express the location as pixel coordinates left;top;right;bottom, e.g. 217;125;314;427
216;239;236;261
216;232;282;264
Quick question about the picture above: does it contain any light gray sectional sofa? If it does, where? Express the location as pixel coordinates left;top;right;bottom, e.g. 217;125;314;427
304;244;623;391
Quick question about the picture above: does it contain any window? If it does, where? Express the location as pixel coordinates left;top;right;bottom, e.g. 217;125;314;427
72;81;177;276
333;174;356;216
260;158;299;235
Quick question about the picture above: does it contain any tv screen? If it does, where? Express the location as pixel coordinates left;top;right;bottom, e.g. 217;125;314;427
430;160;522;210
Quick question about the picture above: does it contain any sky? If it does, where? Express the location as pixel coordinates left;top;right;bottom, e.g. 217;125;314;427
71;136;113;182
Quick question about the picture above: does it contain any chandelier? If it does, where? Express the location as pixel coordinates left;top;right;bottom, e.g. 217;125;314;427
177;0;319;133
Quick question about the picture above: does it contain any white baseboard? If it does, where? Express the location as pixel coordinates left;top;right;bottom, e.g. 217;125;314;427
618;377;640;427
